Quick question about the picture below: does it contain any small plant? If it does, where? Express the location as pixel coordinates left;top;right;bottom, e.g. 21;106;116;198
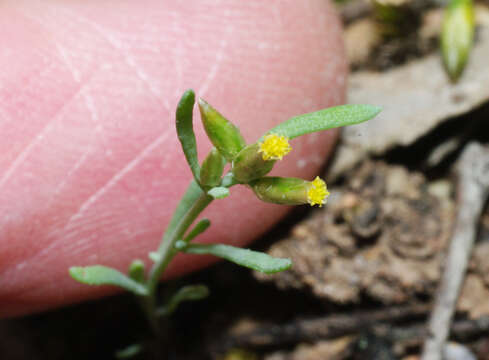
69;89;381;356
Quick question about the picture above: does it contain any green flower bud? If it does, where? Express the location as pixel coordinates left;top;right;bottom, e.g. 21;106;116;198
232;143;275;183
200;147;226;188
441;0;474;82
198;98;246;161
250;176;330;207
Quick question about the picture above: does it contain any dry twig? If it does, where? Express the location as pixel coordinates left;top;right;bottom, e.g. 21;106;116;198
215;305;489;355
215;304;430;352
422;143;489;360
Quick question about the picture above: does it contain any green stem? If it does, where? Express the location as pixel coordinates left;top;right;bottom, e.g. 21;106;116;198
138;295;160;335
137;189;212;333
147;192;212;294
140;173;234;333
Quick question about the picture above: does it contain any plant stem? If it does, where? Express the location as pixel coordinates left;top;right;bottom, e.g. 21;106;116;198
139;187;213;331
138;295;160;335
147;192;212;293
140;173;235;332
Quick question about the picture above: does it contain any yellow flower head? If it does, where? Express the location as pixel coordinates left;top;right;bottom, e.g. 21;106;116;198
307;176;329;207
258;134;292;161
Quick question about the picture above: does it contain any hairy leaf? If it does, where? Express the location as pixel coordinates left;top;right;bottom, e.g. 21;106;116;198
176;89;200;181
267;104;381;139
69;266;148;296
184;218;211;243
157;284;209;316
183;243;292;274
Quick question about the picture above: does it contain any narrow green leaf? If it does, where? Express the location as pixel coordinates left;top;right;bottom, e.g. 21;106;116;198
157;180;204;253
266;104;382;140
176;89;200;182
207;186;230;199
184;218;211;243
115;344;143;359
69;266;148;296
441;0;474;82
172;284;210;302
157;284;210;317
183;243;292;274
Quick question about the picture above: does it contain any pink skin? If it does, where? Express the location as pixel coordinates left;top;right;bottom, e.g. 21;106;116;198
0;0;346;317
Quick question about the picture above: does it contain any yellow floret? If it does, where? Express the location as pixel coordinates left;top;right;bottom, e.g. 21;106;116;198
258;134;292;161
307;176;329;207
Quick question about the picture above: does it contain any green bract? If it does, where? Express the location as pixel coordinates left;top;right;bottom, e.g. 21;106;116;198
198;98;246;161
250;176;329;207
200;147;226;188
232;143;275;183
251;177;310;205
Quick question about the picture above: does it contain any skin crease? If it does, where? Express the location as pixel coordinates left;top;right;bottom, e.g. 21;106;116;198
0;0;346;317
